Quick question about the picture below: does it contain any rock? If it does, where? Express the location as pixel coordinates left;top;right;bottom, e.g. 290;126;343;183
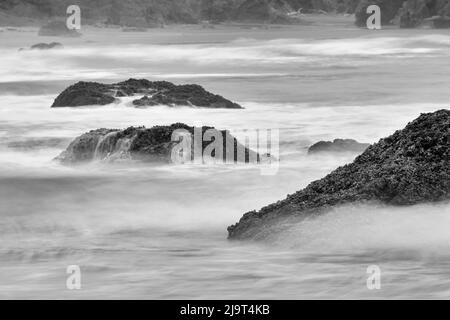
398;0;432;28
19;42;63;51
38;21;81;37
56;123;261;164
132;96;159;107
228;109;450;239
51;82;116;108
30;42;63;50
308;139;370;154
51;79;243;109
431;16;450;28
132;84;242;108
121;26;148;32
117;79;173;95
398;0;450;28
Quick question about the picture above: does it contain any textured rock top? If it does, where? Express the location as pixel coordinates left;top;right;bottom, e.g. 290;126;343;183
51;79;243;109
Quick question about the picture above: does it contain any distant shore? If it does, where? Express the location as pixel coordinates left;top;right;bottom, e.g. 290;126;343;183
0;11;354;27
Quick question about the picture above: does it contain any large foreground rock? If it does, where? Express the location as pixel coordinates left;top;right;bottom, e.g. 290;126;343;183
228;109;450;239
56;123;260;164
51;79;242;109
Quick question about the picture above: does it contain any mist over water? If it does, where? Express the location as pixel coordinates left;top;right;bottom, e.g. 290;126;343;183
0;26;450;299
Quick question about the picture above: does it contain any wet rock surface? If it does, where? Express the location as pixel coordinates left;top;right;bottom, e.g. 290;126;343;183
51;79;242;109
51;81;116;107
228;109;450;239
19;42;63;51
56;123;260;164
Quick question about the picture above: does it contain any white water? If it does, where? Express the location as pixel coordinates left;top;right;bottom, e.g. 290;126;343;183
0;25;450;299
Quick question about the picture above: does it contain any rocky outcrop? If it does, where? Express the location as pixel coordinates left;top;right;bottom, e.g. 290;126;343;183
38;21;81;37
398;0;450;28
56;123;260;164
51;79;242;109
431;15;450;28
308;139;370;154
355;0;450;28
1;0;358;26
228;109;450;239
6;0;449;28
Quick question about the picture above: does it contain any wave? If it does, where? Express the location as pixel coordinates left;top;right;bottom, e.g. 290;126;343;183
270;202;450;255
1;34;450;82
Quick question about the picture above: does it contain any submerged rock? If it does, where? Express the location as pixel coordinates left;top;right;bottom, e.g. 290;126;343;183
308;139;370;154
31;42;63;50
56;123;260;164
51;79;242;109
121;27;148;32
19;42;63;51
38;21;81;37
228;109;450;239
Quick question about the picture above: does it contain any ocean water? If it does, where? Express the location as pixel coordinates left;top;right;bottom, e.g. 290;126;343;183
0;24;450;299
